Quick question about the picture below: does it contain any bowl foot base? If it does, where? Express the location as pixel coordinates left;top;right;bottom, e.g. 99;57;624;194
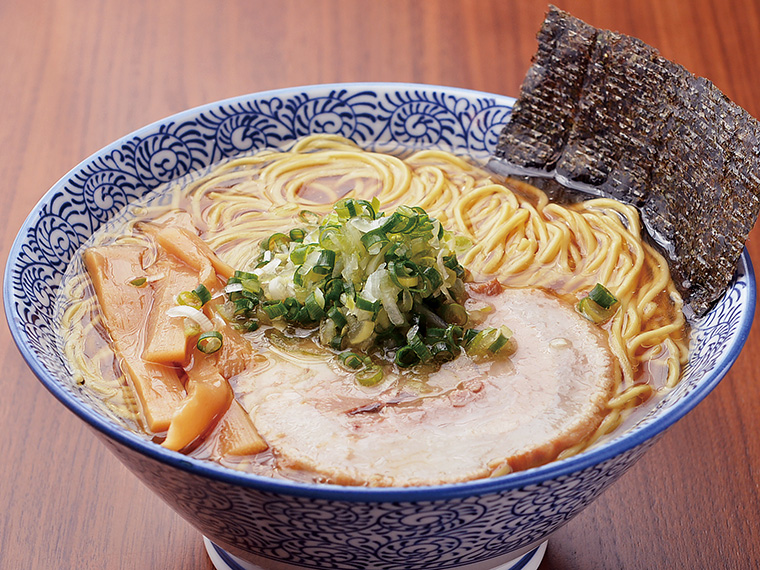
204;536;547;570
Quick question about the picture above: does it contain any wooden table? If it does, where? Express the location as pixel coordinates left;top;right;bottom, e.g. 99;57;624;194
2;1;759;568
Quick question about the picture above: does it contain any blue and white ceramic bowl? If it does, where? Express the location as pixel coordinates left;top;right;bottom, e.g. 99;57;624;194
5;84;756;570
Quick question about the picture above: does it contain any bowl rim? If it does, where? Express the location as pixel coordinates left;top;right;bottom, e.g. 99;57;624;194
5;82;756;502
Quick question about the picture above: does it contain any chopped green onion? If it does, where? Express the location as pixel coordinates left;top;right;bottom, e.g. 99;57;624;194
577;297;615;324
335;198;381;220
318;226;342;250
440;303;468;326
360;228;389;254
290;244;316;264
355;296;380;315
431;341;457;362
329;334;346;350
408;335;432;363
261;232;290;252
343;280;356;301
305;290;326;320
357;199;378;219
262;300;287;319
443;254;465;278
323;279;344;303
339;352;364;369
466;326;513;357
177;290;203;309
421;266;443;291
218;202;517;373
382;206;418;234
388;259;419;289
335;198;359;219
425;327;446;341
233;298;256;315
487;326;513;353
355;366;384;387
463;328;480;345
282;297;301;320
587;283;619;310
234;270;258;281
384;242;410;262
395;345;420;368
577;283;619;323
313;249;336;275
444;325;463;346
289;228;307;243
129;277;147;287
298;210;320;224
327;306;347;329
293;265;307;287
197;331;223;354
193;284;212;306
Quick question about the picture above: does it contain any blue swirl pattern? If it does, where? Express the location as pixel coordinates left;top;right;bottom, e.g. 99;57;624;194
101;434;650;570
4;84;755;570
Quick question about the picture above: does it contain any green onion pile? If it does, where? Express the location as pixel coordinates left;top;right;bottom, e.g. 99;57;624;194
178;199;516;385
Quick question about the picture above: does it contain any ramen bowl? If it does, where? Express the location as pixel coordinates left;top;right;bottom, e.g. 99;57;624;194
5;84;755;570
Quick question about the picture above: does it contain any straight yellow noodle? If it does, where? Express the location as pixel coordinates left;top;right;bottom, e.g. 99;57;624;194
627;321;686;355
478;212;534;275
596;231;625;287
59;133;691;466
410;149;478;171
608;383;654;408
609;311;637;384
500;243;540;275
664;338;682;388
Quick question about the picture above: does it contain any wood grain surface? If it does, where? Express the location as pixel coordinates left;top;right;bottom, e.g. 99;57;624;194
2;1;759;568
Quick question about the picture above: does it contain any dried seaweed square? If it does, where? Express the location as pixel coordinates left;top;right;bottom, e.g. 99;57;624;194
493;6;760;316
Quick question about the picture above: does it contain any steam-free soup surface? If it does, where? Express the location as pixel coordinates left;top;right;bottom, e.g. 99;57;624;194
60;135;689;486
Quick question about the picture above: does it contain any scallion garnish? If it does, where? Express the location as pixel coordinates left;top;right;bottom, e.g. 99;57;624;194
440;303;468;326
193;284;212;306
578;283;619;323
261;232;290;252
289;228;307;243
305;290;326;320
339;352;364;369
197;331;223;354
465;326;514;357
355;296;380;315
261;300;287;319
355;366;384;387
430;341;457;362
217;202;516;386
177;290;203;309
395;345;420;368
313;249;336;275
360;228;389;254
298;210;320;224
327;306;348;329
588;283;618;310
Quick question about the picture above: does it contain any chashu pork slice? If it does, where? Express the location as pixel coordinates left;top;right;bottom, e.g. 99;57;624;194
237;287;617;486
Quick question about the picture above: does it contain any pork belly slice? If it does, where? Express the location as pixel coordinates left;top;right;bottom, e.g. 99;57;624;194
238;288;616;486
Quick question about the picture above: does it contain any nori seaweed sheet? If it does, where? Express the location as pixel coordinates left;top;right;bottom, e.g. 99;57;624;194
497;8;596;170
493;6;760;316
